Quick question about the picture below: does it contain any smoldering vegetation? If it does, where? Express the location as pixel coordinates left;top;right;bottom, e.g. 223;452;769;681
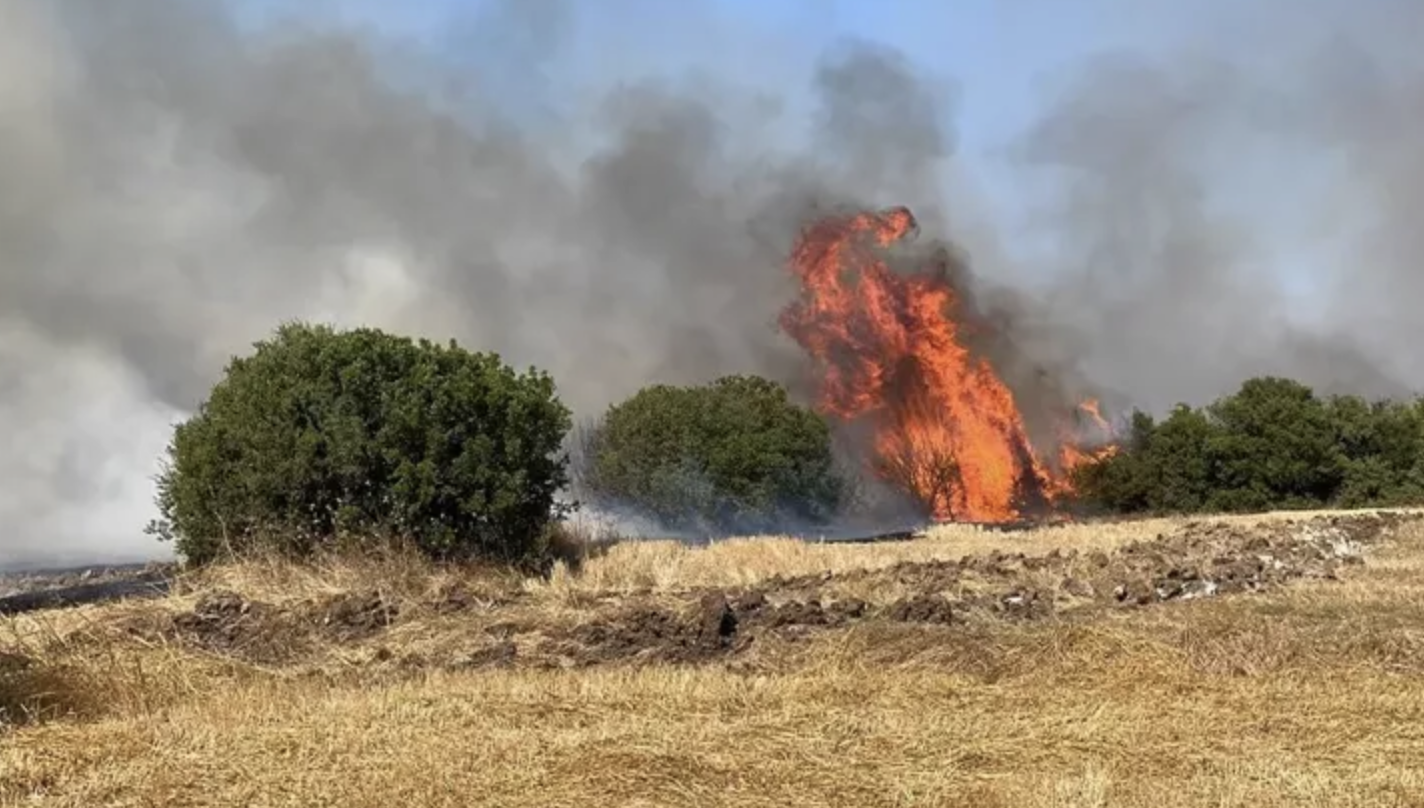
2;0;1424;563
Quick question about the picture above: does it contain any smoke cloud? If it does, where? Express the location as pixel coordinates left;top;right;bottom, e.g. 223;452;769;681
2;0;1422;564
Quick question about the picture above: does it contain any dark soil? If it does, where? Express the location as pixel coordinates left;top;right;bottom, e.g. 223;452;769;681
553;592;746;665
518;511;1416;668
106;511;1423;670
162;589;401;664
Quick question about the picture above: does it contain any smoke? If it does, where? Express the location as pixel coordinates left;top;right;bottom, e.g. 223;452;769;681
0;0;952;563
4;0;1424;563
1003;9;1424;412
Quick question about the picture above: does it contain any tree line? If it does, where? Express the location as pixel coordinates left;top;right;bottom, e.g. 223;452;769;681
1072;376;1424;516
152;323;1424;568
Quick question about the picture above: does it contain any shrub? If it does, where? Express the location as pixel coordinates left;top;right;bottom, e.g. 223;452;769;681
1072;375;1424;515
148;322;572;566
577;375;845;535
1203;377;1341;510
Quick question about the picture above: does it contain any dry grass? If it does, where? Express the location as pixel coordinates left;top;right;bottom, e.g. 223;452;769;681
3;508;1424;807
543;506;1420;593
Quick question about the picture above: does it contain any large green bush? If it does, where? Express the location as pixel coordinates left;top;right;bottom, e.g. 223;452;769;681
149;322;572;565
1072;375;1424;515
577;375;845;534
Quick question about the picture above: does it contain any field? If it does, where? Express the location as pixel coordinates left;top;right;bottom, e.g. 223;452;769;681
3;509;1424;807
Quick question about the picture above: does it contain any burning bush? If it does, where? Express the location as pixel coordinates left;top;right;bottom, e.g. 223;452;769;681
576;375;845;535
148;322;572;566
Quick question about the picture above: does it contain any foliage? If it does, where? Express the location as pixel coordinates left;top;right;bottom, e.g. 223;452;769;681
577;375;845;535
1073;376;1424;515
148;322;572;566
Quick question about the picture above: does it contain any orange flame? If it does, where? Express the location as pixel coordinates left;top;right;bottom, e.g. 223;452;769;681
1051;399;1119;499
778;206;1114;523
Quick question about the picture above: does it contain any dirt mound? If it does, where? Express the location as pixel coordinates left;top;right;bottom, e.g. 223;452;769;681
162;589;401;664
524;512;1418;668
884;594;957;624
826;510;1403;610
1102;513;1388;602
554;593;744;665
138;512;1418;670
316;591;399;641
168;590;298;663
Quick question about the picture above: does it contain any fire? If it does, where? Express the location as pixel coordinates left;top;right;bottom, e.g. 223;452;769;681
1051;399;1119;498
778;206;1114;522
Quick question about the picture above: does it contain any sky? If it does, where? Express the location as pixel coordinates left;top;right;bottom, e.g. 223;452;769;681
228;0;1156;253
229;0;1332;299
4;0;1423;568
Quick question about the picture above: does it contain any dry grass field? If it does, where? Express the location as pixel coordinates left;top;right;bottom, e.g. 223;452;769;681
4;509;1424;807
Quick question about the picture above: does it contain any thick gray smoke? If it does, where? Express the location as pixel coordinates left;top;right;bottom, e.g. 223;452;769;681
0;0;958;564
1007;52;1414;413
992;0;1424;411
2;0;1422;564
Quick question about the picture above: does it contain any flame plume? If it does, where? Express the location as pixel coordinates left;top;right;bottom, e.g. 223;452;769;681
778;206;1113;522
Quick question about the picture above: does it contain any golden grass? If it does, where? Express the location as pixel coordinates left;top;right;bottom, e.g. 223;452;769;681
543;506;1424;594
3;508;1424;807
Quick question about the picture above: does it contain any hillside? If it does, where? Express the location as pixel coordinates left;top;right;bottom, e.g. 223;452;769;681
3;509;1423;807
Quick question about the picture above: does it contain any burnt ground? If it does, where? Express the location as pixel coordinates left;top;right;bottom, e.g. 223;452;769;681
0;564;177;616
0;563;174;596
93;511;1420;672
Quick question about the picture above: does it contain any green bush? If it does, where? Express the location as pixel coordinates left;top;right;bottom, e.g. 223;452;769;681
1072;376;1424;515
1328;395;1424;507
148;322;572;566
577;375;845;535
